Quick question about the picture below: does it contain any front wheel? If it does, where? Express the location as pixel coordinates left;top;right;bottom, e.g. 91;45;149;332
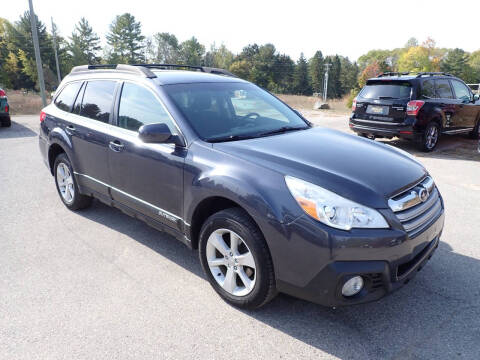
199;208;276;309
54;153;92;210
469;119;480;139
419;122;440;152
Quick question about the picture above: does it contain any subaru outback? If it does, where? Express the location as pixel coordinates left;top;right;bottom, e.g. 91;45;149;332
39;64;445;309
350;72;480;151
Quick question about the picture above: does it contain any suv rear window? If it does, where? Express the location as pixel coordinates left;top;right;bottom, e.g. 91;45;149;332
79;80;116;123
359;81;412;99
54;82;82;112
434;79;453;99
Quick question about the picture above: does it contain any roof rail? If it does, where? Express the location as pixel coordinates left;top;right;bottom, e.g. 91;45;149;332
377;72;412;77
415;72;454;78
132;64;237;77
70;64;157;78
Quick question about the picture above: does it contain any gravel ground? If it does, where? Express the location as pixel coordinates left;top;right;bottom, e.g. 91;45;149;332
0;115;479;360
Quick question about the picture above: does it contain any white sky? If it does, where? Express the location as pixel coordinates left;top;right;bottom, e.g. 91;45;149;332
3;0;479;61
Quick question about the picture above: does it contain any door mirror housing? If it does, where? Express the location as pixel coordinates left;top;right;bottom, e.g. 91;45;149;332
138;123;184;146
474;94;480;102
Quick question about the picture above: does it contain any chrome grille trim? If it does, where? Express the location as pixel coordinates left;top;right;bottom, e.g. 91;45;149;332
388;176;434;212
395;188;439;222
389;176;442;237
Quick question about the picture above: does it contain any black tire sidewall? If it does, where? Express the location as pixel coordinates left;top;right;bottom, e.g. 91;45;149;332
199;209;274;308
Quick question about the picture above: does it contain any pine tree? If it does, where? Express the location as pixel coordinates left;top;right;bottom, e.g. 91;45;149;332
69;18;101;65
152;32;180;63
293;53;311;95
179;37;205;66
308;51;324;94
106;13;145;64
441;48;474;82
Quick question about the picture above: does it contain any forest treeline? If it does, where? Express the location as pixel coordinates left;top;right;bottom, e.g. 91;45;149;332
1;12;480;103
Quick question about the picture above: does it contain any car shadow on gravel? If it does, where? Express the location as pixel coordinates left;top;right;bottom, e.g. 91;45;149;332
78;200;480;359
0;120;37;139
377;134;480;162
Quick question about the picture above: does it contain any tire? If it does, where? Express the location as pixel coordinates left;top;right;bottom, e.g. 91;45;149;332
419;122;440;152
199;208;276;309
53;153;92;210
469;118;480;139
1;116;11;127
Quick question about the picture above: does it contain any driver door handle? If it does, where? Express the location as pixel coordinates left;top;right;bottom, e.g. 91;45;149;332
109;140;124;152
65;125;76;135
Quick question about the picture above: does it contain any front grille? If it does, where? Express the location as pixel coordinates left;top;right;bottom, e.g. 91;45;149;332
389;176;442;237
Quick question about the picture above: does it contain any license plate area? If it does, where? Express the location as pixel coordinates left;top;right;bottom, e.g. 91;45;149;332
366;105;389;115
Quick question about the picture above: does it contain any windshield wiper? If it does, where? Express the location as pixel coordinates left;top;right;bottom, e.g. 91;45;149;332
258;126;307;137
207;134;258;143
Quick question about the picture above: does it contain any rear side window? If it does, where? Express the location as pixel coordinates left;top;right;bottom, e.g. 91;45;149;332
54;82;82;112
450;80;471;101
434;79;453;99
80;81;117;123
421;80;435;99
117;82;176;133
359;82;411;99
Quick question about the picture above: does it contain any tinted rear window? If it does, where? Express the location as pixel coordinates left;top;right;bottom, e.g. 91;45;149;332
54;82;82;112
359;82;412;99
435;79;453;99
80;81;116;123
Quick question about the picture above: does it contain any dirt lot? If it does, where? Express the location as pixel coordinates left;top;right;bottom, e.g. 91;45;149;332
0;114;479;359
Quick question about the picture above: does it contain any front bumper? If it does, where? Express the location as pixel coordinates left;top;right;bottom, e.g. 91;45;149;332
274;207;444;307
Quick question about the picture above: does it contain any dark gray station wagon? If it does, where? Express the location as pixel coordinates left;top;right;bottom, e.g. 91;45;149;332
39;64;445;309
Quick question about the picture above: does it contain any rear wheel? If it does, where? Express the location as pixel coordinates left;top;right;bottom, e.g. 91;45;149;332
54;153;92;210
419;122;440;152
199;208;276;309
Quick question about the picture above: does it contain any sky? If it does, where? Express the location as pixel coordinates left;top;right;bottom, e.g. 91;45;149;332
3;0;479;61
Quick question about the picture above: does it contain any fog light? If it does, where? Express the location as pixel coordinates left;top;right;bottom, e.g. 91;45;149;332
342;276;364;297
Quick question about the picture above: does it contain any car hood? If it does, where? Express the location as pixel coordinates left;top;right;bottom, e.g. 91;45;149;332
213;127;427;209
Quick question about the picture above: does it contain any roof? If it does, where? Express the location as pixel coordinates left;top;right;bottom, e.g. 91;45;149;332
151;70;246;85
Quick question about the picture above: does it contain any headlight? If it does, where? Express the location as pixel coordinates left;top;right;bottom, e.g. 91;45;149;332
285;176;389;230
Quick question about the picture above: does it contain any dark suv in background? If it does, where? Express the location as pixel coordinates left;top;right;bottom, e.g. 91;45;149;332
350;72;480;151
39;64;444;309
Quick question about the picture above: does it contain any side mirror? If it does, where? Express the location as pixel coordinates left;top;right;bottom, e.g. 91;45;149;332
138;123;183;146
474;94;480;102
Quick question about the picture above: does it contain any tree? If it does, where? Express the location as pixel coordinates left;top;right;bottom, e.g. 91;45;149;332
469;50;480;83
152;32;180;63
293;53;311;95
441;48;475;82
204;43;234;69
69;18;101;65
405;37;418;48
106;13;145;64
309;51;324;94
179;37;205;65
357;49;392;73
339;56;358;95
397;46;433;72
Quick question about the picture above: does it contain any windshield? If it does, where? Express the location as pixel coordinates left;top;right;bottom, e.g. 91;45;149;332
360;81;412;99
163;82;309;142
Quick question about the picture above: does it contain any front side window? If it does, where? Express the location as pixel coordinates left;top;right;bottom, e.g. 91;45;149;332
80;80;116;123
451;80;471;102
164;82;308;141
54;82;82;112
435;79;453;99
118;83;176;133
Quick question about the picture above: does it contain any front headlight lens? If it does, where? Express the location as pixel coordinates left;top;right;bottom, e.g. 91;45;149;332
285;176;389;230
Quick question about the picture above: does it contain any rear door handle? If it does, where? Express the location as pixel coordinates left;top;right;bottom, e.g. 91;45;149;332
65;125;76;135
109;140;124;152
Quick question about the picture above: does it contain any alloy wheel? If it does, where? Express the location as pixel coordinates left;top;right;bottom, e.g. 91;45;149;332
426;125;438;150
56;162;75;203
206;228;256;296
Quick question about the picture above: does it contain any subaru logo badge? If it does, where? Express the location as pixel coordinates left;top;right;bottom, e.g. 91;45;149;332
418;187;429;202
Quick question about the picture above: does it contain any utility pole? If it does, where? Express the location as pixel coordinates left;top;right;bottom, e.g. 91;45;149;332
28;0;46;107
51;17;61;85
323;63;332;103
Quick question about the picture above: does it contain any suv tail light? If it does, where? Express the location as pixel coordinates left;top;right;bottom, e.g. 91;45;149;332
5;105;8;113
406;100;425;116
40;111;46;123
352;98;357;111
0;89;6;98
